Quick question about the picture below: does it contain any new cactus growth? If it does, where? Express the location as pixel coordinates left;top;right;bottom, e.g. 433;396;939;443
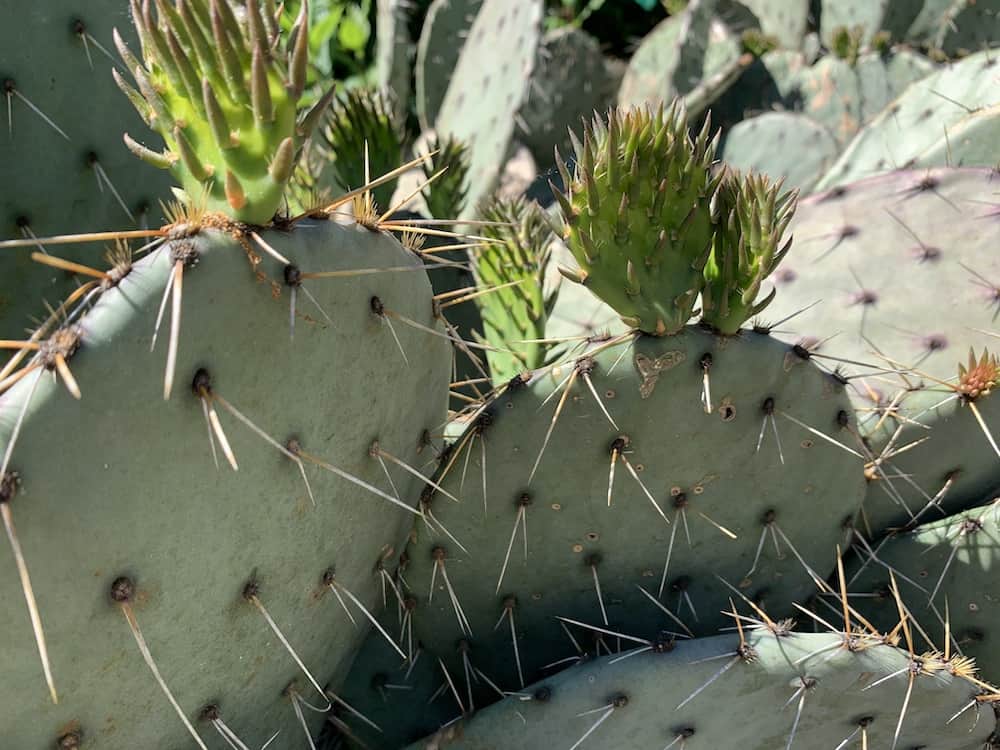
701;170;798;335
472;195;554;383
115;0;332;224
554;103;720;335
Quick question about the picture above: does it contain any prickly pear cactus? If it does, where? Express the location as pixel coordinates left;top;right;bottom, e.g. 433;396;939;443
397;328;866;699
729;0;809;49
848;497;1000;682
0;218;450;749
376;0;413;121
0;2;454;747
404;629;995;749
554;104;720;336
517;27;625;169
473;196;554;384
0;1;173;339
815;50;1000;190
720;112;839;193
432;0;543;219
618;0;743;112
765;167;1000;532
414;0;484;131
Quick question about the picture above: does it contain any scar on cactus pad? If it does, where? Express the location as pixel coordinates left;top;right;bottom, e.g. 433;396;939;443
553;103;796;337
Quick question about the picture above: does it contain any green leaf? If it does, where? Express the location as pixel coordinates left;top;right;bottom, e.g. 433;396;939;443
338;5;371;53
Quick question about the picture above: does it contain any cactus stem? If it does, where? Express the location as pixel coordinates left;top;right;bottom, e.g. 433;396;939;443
251;44;273;124
112;577;209;749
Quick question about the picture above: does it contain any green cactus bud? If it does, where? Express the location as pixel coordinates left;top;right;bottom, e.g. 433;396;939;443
554;103;720;336
701;170;798;335
115;0;327;224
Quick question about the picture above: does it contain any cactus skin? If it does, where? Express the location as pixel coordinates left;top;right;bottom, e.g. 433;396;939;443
414;0;484;132
618;0;744;112
474;196;554;384
404;630;995;749
554;105;720;336
764;167;1000;532
720;112;839;193
432;0;543;220
912;104;1000;169
701;171;798;335
0;1;173;339
848;498;1000;688
0;221;450;748
816;50;1000;191
393;329;865;701
376;0;413;122
114;0;329;225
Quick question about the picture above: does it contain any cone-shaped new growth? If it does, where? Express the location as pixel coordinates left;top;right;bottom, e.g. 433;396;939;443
701;170;798;335
320;88;405;211
474;196;555;384
554;103;721;336
421;135;471;220
116;0;329;224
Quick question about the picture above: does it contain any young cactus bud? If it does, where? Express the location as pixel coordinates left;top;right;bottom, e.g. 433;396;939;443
701;170;798;335
474;195;555;384
553;103;721;336
421;135;471;220
116;0;331;225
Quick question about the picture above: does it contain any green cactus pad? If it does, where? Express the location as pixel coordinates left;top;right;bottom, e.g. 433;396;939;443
114;0;330;225
939;0;1000;55
405;630;995;749
0;219;449;748
432;0;543;219
414;0;484;132
618;0;744;111
854;49;937;125
720;112;839;193
554;105;720;336
0;1;173;339
473;196;555;384
517;27;625;169
847;497;1000;686
763;167;1000;531
819;0;925;49
815;50;1000;191
394;329;865;698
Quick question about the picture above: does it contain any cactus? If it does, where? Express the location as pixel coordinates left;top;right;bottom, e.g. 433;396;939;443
701;170;798;335
392;327;866;699
112;0;333;226
431;0;543;220
0;2;173;339
553;104;719;336
403;629;996;749
763;167;1000;532
848;497;1000;685
375;0;413;121
517;27;625;170
618;0;745;113
472;196;555;384
912;103;1000;169
720;112;839;193
414;0;484;132
815;50;1000;190
318;88;407;211
939;0;1000;56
